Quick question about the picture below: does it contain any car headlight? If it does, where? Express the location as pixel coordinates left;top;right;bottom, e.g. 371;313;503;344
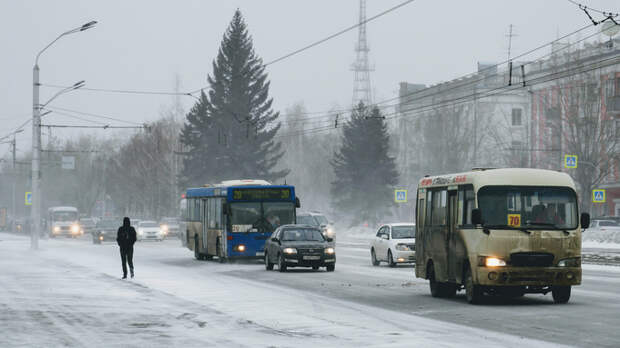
479;256;506;267
138;229;144;235
283;247;297;254
71;224;80;233
325;247;335;254
395;243;410;251
53;226;61;232
325;227;335;237
557;257;580;267
161;224;169;232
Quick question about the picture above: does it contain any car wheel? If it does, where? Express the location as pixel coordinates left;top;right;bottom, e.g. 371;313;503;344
265;253;274;271
312;266;319;270
551;286;571;304
388;250;396;268
278;254;287;272
465;267;484;304
371;248;380;266
326;264;335;272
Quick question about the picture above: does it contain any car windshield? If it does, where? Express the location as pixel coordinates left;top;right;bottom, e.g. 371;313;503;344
281;229;325;241
97;220;117;228
392;226;415;239
140;222;158;228
478;186;578;229
599;221;619;227
315;215;329;225
52;212;78;222
297;215;318;226
230;202;295;233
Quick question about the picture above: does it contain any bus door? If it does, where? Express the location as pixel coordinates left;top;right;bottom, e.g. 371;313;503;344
201;199;209;252
429;189;449;281
447;189;458;281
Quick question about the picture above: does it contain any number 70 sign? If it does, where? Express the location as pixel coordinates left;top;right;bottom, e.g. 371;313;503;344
508;214;521;227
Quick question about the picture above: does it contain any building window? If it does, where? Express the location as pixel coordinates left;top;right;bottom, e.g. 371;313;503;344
511;108;522;126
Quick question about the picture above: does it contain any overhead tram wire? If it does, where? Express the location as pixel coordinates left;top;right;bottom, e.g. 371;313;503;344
566;0;619;17
43;106;145;126
274;53;620;139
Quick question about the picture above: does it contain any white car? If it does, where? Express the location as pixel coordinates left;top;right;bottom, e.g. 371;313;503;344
370;223;416;267
584;219;620;243
137;221;165;241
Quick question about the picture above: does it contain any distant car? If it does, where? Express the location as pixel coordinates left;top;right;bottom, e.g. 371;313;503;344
587;219;620;232
370;223;416;267
93;218;119;244
137;220;164;241
264;225;336;272
296;211;336;241
80;217;97;235
159;217;180;238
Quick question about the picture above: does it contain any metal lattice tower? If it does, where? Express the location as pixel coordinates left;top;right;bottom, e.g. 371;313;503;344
351;0;373;107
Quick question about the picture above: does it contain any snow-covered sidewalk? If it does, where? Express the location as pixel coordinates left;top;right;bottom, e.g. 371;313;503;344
0;233;567;347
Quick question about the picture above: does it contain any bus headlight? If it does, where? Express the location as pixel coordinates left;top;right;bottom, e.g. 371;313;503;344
53;226;61;233
395;243;410;251
235;244;246;252
479;256;506;267
283;247;297;254
557;257;580;267
324;247;335;254
71;225;80;234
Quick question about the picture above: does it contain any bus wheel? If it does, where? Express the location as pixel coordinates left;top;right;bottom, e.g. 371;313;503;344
265;253;274;270
388;250;396;268
278;254;287;272
551;286;571;304
465;267;483;304
371;249;380;266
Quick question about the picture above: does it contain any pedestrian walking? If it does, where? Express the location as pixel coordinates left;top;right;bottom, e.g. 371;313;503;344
117;217;137;279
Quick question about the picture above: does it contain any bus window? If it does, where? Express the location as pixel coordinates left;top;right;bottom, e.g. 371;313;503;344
457;190;464;225
208;198;216;228
215;198;222;229
463;186;475;225
418;198;425;229
425;191;433;226
432;190;447;226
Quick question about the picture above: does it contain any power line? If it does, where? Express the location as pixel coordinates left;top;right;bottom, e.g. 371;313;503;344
39;83;195;97
39;124;146;129
566;0;619;17
43;106;145;126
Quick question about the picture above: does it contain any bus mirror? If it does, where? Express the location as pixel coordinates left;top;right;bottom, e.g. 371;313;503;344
580;213;590;229
295;197;301;208
472;209;482;225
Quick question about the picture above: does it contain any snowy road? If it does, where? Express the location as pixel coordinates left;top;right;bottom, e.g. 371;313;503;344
1;232;619;347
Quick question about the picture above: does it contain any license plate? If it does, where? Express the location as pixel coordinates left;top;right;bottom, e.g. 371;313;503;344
303;256;321;260
256;252;264;257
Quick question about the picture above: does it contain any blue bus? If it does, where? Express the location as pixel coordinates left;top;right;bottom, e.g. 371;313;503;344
184;180;300;261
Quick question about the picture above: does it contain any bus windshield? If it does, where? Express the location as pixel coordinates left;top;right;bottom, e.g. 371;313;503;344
52;212;78;222
230;202;295;233
478;186;578;230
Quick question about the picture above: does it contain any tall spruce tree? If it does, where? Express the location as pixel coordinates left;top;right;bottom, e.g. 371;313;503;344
180;10;288;187
330;103;399;226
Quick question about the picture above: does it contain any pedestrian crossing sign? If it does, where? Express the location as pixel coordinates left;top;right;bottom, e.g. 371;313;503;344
564;155;578;169
25;192;32;206
592;189;605;203
395;189;407;203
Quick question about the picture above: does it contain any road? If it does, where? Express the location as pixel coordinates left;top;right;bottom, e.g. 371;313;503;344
1;232;619;347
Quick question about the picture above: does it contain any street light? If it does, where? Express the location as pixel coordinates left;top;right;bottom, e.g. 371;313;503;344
31;21;96;250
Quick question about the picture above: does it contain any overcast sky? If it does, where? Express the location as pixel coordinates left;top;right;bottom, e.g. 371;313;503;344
1;0;618;155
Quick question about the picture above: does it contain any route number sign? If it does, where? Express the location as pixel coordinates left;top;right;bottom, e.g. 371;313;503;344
507;214;521;227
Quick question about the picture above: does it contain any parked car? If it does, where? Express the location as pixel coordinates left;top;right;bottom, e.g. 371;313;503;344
296;211;336;241
264;225;335;272
137;220;165;241
159;217;180;238
370;223;416;267
588;219;620;231
92;218;119;244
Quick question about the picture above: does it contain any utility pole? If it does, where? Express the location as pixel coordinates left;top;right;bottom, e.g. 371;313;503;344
351;0;373;106
506;24;518;61
30;21;96;250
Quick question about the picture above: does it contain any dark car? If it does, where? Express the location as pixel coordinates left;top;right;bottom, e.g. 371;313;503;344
92;218;118;244
264;225;335;272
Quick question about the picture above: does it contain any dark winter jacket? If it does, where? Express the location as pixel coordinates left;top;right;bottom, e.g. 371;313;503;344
117;217;137;249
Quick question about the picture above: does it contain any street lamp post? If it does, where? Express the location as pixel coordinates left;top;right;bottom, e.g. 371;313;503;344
31;21;96;250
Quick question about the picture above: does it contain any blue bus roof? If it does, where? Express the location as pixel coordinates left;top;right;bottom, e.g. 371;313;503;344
186;185;296;202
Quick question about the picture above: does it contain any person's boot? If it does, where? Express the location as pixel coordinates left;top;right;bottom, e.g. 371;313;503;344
130;268;134;278
122;273;127;279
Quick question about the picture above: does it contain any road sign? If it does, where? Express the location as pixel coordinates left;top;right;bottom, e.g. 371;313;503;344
395;189;407;203
592;189;606;203
61;156;75;170
564;155;578;169
25;192;32;206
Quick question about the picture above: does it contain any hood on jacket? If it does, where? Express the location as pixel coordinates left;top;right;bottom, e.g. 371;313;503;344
123;217;130;227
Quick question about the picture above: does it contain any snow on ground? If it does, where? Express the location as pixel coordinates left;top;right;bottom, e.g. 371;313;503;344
0;232;569;347
582;240;620;250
